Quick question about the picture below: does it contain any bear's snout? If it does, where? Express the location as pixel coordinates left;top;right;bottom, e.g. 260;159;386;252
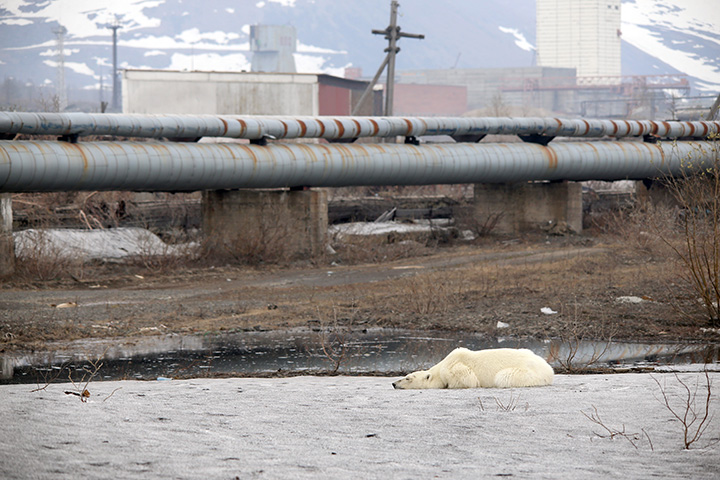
392;381;399;389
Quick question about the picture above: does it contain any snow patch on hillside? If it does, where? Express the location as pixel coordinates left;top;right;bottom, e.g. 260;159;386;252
1;0;164;38
622;0;720;92
498;26;535;52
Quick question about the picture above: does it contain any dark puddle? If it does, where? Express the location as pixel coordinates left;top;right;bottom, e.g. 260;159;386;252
2;328;718;384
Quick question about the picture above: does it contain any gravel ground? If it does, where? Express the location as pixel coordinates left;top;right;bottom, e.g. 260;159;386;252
3;240;719;353
1;372;719;479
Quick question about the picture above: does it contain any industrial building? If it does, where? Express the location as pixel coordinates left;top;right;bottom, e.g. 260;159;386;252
395;67;689;119
250;24;297;73
393;0;688;119
123;69;376;116
536;0;622;78
396;67;576;114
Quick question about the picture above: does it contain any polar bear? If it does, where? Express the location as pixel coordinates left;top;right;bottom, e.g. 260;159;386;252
392;347;554;389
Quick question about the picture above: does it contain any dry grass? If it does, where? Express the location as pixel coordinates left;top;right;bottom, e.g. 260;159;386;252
4;184;719;349
329;235;432;265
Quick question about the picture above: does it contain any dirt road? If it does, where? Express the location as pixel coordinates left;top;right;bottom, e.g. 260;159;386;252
1;240;718;353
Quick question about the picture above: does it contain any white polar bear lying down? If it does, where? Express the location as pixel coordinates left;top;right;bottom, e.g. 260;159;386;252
392;347;554;389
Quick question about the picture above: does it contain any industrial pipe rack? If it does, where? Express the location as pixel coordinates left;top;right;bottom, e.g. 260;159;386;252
1;112;719;142
0;113;716;193
0;139;716;192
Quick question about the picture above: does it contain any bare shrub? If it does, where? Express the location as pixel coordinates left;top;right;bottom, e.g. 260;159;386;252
454;204;503;239
31;348;107;403
125;229;198;274
331;235;429;265
478;393;529;413
312;305;358;374
582;405;653;450
656;138;720;326
14;229;80;281
547;300;616;373
13;192;134;230
400;270;463;315
651;371;715;449
603;204;678;257
493;392;522;412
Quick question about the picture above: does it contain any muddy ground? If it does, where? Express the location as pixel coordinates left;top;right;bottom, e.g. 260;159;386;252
2;231;719;357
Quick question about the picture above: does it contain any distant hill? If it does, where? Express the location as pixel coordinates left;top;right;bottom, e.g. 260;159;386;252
0;0;717;110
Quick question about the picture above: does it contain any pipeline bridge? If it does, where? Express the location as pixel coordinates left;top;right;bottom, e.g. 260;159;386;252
0;113;718;275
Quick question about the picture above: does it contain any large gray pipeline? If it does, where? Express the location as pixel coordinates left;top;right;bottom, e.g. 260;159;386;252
0;140;715;192
1;112;718;140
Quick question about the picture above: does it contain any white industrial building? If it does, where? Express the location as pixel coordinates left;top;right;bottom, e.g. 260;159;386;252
122;69;374;116
536;0;622;79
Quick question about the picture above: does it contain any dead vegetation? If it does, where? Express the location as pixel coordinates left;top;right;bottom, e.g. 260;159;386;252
30;348;107;403
583;370;717;451
3;179;720;352
582;405;654;450
651;371;716;450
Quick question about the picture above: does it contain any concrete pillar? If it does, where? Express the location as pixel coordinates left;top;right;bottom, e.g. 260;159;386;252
472;181;582;235
0;193;14;277
202;188;328;262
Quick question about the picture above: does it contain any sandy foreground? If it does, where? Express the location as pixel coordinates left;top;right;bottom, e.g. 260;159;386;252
1;373;719;479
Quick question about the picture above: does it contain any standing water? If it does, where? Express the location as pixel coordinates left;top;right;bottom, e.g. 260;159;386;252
2;328;718;384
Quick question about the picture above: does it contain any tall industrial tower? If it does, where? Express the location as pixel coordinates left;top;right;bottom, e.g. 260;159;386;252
108;21;121;111
250;25;297;73
53;26;67;111
536;0;621;78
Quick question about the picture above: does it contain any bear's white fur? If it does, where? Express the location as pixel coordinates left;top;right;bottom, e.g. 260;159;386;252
392;347;554;389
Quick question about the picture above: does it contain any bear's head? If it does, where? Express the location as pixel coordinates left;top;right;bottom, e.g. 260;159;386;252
392;369;447;389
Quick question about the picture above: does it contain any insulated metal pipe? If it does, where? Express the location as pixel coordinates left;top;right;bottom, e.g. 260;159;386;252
0;140;715;192
1;112;718;140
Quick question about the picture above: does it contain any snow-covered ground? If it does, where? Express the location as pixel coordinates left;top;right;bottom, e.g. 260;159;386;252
329;219;457;239
1;373;718;479
13;222;453;262
13;227;191;261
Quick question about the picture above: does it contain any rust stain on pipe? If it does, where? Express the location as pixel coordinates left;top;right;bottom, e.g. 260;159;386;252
649;121;658;136
351;119;361;138
580;120;590;136
686;122;695;136
545;145;558;169
334;119;345;137
369;119;379;136
403;118;413;136
315;119;326;137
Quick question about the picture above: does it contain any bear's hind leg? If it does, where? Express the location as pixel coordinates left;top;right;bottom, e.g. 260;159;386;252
493;367;551;388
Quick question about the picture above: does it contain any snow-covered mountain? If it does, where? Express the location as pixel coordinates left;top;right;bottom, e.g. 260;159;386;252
0;0;717;110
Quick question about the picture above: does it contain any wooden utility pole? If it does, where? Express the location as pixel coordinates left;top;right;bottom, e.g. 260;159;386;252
351;1;424;116
709;93;720;120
